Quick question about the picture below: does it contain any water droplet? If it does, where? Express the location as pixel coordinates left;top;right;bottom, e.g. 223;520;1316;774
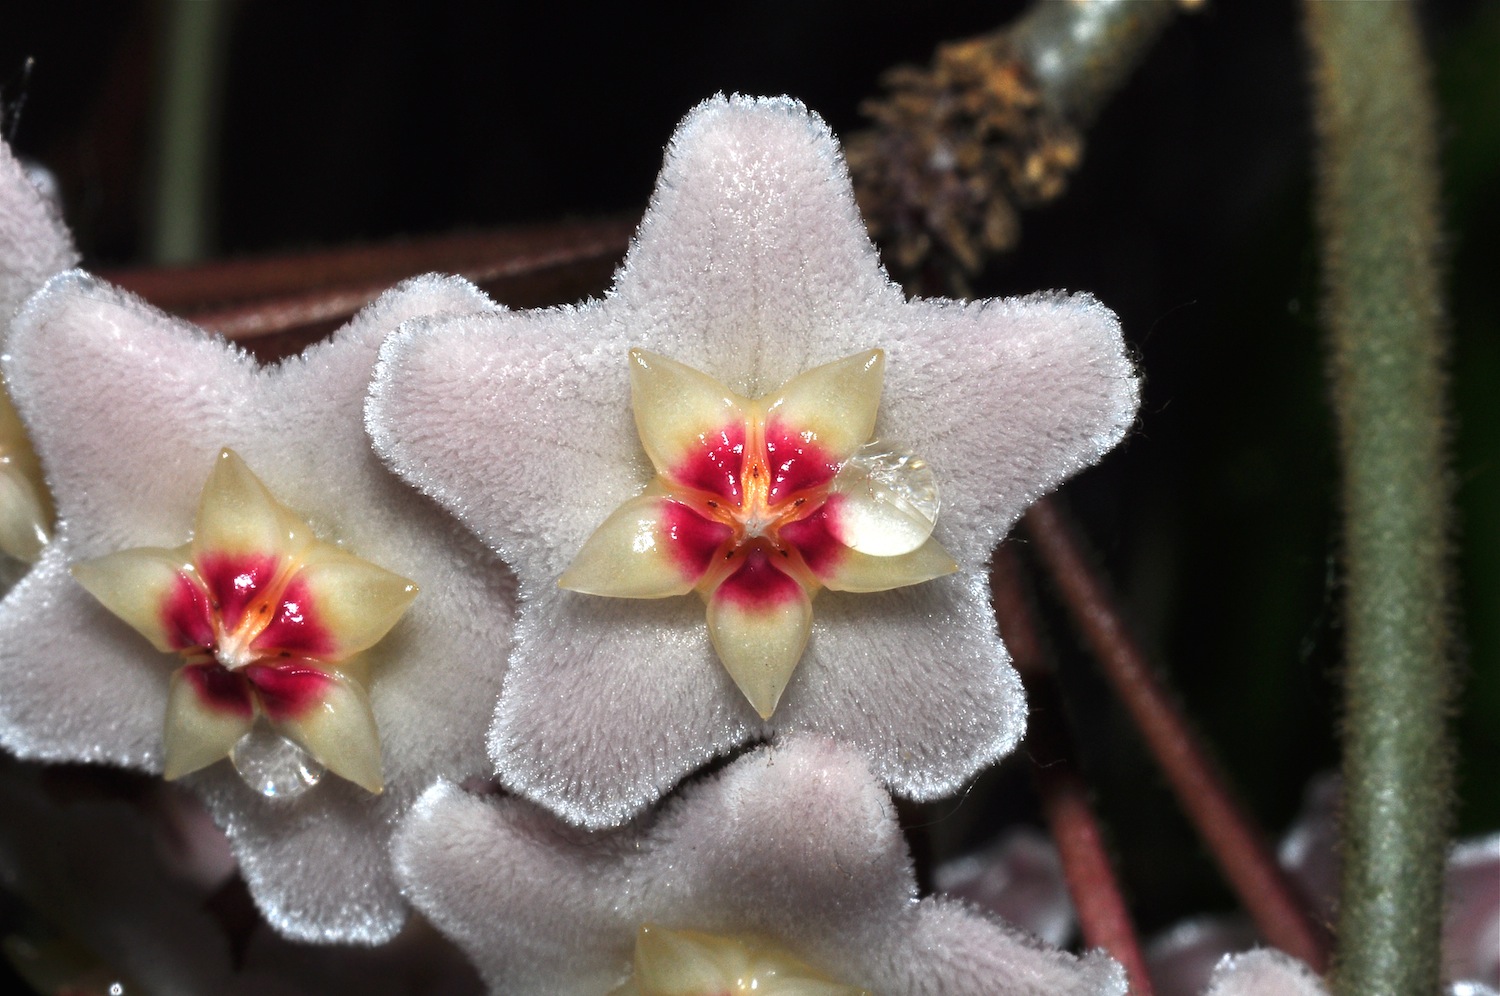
231;727;324;799
831;440;940;556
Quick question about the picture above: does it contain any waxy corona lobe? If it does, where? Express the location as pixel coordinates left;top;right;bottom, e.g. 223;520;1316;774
71;448;417;794
613;924;871;996
0;386;52;563
561;347;956;719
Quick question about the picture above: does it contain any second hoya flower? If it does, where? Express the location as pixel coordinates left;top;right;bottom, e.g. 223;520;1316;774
73;448;417;794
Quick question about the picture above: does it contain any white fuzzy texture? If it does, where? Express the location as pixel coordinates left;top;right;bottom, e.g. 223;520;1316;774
393;736;1128;996
367;94;1139;828
1202;950;1329;996
0;139;77;324
0;273;516;944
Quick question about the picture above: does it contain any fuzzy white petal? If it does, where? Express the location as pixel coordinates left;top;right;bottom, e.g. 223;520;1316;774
0;139;77;323
394;737;1127;996
0;271;514;943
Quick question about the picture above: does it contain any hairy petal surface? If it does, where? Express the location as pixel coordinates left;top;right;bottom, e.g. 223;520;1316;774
368;95;1137;827
0;271;514;943
0;138;77;565
0;139;77;322
394;737;1127;996
1202;951;1328;996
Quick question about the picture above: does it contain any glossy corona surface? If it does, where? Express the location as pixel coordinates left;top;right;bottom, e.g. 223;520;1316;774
561;349;955;718
72;448;417;792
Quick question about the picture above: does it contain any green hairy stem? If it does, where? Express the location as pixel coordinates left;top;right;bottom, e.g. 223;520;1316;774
1304;4;1457;993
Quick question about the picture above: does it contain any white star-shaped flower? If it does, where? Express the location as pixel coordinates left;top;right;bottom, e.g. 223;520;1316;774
0;270;516;944
368;94;1138;829
393;736;1129;995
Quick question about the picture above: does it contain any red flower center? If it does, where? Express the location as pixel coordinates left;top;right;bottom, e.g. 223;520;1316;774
664;418;846;595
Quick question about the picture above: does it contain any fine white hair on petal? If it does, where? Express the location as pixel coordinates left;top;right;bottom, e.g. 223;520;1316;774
0;269;515;944
612;94;904;398
368;93;1139;829
1202;950;1329;996
392;736;1128;996
934;826;1078;949
0;138;78;324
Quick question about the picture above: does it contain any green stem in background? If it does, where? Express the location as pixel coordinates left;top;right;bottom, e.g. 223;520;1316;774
1007;0;1180;127
1303;5;1456;994
149;0;233;264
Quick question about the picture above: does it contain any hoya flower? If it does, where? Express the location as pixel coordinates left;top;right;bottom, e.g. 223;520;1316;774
0;139;78;564
368;94;1138;828
0;272;517;944
0;139;75;326
392;735;1128;995
72;447;418;794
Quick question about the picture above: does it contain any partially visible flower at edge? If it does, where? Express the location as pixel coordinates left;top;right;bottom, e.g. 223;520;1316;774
0;139;78;565
0;756;484;996
1147;773;1500;996
392;734;1128;996
1198;951;1330;996
935;826;1078;950
367;93;1139;829
0;267;518;945
0;757;234;995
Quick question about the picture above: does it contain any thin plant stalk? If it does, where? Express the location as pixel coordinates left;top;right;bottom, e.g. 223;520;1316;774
992;545;1154;995
1024;496;1330;971
148;0;232;264
104;219;632;341
1304;4;1456;993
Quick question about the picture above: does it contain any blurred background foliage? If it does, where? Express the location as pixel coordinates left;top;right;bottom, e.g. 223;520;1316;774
1;0;1494;939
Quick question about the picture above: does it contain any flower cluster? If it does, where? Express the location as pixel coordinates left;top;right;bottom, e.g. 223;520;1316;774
0;95;1172;992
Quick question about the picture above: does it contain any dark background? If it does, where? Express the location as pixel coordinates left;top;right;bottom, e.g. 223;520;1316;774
2;0;1496;939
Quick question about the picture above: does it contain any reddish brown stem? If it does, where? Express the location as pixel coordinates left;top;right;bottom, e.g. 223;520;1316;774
102;218;633;311
1022;496;1330;970
98;218;631;351
992;545;1155;995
